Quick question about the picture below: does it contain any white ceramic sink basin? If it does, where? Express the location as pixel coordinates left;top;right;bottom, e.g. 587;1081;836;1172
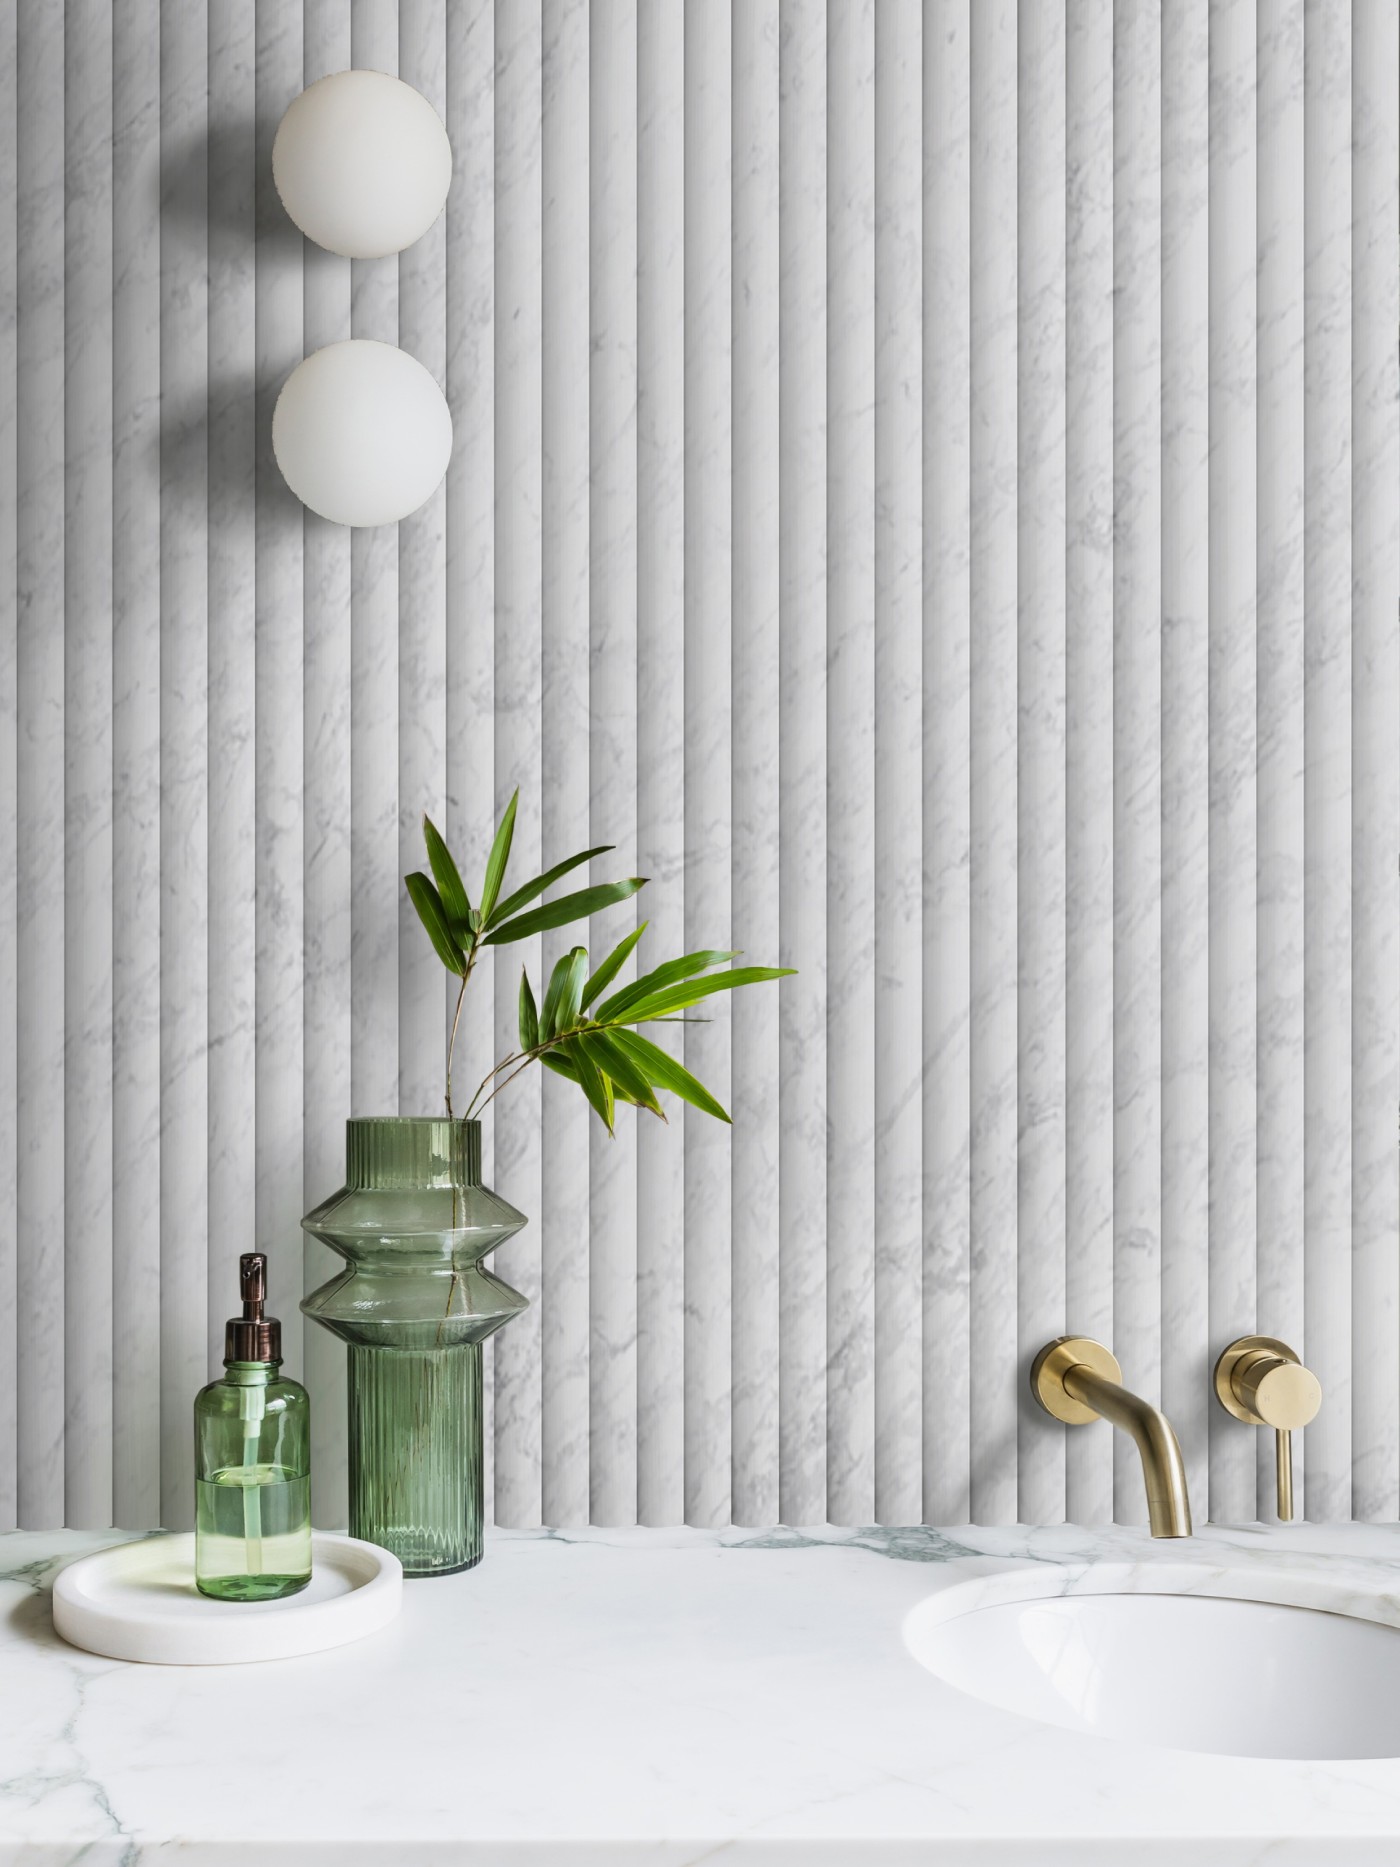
905;1584;1400;1758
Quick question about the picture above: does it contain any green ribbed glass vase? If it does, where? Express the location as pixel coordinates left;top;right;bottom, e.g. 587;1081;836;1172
301;1118;527;1576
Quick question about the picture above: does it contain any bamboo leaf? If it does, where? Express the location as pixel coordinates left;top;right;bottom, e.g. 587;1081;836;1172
615;965;796;1023
612;1028;731;1123
539;951;577;1043
423;815;471;932
404;873;466;975
518;968;539;1052
482;877;647;946
540;946;588;1041
543;1048;645;1105
558;947;588;1032
595;948;737;1021
581;920;648;1009
578;1029;664;1117
485;845;615;930
479;788;519;922
563;1035;615;1135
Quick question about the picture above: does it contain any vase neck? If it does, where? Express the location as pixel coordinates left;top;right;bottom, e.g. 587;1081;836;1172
345;1118;482;1189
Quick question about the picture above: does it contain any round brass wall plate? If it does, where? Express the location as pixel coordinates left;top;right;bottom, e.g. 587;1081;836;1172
1030;1336;1123;1425
1214;1335;1299;1423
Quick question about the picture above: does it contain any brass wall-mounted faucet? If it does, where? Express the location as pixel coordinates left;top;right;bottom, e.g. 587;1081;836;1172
1031;1337;1193;1538
1214;1336;1321;1521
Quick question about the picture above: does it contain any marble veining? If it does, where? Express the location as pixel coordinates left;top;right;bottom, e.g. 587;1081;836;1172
0;2;1396;1544
7;1523;1400;1861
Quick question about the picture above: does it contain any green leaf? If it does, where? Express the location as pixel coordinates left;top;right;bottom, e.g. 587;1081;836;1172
564;1035;615;1135
479;788;519;923
612;1028;731;1123
559;947;588;1032
581;920;648;1009
595;948;737;1021
542;1049;646;1106
539;947;587;1042
578;1029;664;1117
404;873;466;975
616;965;796;1023
485;846;615;930
518;968;539;1052
483;877;648;946
423;816;471;932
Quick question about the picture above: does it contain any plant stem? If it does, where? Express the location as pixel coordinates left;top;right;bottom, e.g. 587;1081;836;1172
444;966;471;1118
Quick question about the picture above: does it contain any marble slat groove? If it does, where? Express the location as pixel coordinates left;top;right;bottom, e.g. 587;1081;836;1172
1013;0;1066;1529
682;0;733;1528
1063;0;1114;1527
635;0;685;1527
540;0;590;1529
730;0;781;1531
587;0;639;1529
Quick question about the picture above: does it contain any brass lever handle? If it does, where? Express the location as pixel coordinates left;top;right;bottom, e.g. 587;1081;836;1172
1213;1336;1321;1521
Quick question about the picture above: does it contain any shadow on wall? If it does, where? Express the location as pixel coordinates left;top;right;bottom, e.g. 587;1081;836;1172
151;117;306;527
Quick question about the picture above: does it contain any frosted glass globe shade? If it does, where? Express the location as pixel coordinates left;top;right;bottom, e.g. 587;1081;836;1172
272;69;452;259
272;340;453;528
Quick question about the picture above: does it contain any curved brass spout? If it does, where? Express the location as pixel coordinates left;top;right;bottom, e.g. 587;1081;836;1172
1031;1337;1192;1539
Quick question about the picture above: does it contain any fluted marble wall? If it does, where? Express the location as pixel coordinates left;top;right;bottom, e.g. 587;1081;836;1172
1;0;1396;1534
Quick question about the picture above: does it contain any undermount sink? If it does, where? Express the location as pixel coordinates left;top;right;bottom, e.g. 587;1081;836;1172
905;1582;1400;1759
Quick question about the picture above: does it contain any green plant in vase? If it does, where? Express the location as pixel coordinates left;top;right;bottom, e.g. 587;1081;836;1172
302;789;792;1576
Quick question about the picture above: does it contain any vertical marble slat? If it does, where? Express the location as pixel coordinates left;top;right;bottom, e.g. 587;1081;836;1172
922;0;970;1526
63;0;114;1527
872;0;922;1527
350;0;400;1124
968;0;1018;1527
1302;0;1351;1521
1160;0;1211;1520
112;0;162;1530
254;2;305;1385
635;0;685;1526
1206;0;1258;1526
1349;0;1400;1523
1110;0;1160;1526
776;0;827;1528
824;0;875;1529
493;0;544;1528
1013;0;1065;1528
16;0;65;1525
0;0;14;1530
208;0;257;1387
1254;0;1305;1518
302;0;354;1531
588;0;639;1527
158;0;208;1528
398;0;449;1122
445;0;497;1516
1063;0;1114;1527
683;0;732;1528
730;0;780;1528
540;0;590;1528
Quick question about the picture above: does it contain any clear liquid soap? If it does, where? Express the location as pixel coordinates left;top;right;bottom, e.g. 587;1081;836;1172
194;1252;312;1601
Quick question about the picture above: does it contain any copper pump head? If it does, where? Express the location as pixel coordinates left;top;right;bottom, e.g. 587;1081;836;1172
224;1251;282;1363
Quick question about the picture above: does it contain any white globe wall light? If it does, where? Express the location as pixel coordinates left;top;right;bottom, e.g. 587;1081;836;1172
272;340;453;528
272;69;452;259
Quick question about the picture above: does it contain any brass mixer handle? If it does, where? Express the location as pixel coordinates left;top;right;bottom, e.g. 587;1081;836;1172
1235;1353;1321;1431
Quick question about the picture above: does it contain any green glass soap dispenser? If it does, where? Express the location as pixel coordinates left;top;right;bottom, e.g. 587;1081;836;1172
194;1253;312;1601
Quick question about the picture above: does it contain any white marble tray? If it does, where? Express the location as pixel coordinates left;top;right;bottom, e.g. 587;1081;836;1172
51;1530;401;1664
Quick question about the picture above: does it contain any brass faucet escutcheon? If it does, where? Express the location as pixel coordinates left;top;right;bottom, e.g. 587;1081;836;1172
1030;1336;1193;1538
1213;1336;1321;1522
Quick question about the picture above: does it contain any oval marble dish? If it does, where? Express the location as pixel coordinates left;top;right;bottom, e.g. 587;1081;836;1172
51;1531;402;1665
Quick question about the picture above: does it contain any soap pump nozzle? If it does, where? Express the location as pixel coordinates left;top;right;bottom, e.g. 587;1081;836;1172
224;1252;282;1364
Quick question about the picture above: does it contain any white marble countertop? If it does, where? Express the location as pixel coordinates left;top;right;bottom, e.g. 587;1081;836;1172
6;1520;1400;1863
